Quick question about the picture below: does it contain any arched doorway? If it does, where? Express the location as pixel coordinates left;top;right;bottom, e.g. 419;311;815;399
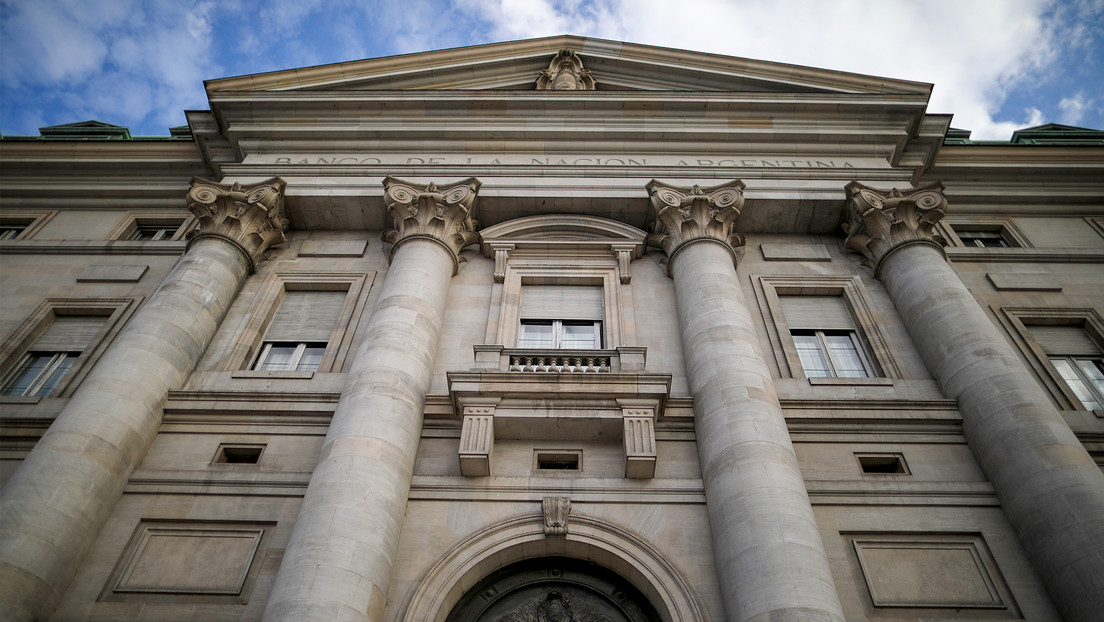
445;557;661;622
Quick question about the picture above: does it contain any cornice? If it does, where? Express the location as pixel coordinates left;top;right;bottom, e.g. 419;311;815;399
205;34;931;96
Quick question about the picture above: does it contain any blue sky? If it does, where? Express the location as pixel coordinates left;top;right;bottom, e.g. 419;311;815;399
2;0;1102;140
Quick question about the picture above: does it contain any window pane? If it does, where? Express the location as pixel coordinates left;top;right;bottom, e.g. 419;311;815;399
1074;358;1104;410
296;345;326;372
793;334;831;377
825;334;869;378
560;322;599;349
1052;358;1101;410
3;353;52;396
518;322;554;348
257;344;297;371
35;355;75;397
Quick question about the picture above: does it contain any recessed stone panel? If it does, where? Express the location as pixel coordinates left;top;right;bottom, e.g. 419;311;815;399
113;524;264;594
76;264;149;282
760;243;831;261
852;534;1008;609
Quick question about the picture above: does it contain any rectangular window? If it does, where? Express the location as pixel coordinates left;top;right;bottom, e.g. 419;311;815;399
1028;325;1104;410
518;285;603;349
782;296;876;378
0;225;27;240
251;290;347;372
1;316;107;397
127;224;179;241
955;228;1012;248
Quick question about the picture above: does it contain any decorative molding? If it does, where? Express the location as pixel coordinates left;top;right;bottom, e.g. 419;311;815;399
542;496;571;536
611;243;635;283
459;399;499;477
491;243;513;282
843;181;947;272
645;179;746;267
620;400;657;479
186;177;288;272
381;176;481;274
535;49;596;90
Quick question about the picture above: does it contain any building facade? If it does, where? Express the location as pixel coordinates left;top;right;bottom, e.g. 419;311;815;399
1;36;1103;622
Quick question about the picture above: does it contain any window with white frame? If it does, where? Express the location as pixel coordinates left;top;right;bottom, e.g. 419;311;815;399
127;224;180;241
781;295;877;378
251;290;348;372
1027;324;1104;410
1;316;107;397
518;285;603;349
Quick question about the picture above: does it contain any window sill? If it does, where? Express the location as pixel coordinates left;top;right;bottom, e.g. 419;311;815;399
807;377;894;386
0;395;43;404
231;370;315;380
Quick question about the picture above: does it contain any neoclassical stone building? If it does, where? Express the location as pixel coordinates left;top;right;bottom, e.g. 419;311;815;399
2;36;1103;622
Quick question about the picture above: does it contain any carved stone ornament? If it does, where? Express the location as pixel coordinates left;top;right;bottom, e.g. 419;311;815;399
536;49;596;91
542;496;571;536
843;181;948;272
381;176;481;274
497;590;613;622
645;179;746;267
186;177;288;272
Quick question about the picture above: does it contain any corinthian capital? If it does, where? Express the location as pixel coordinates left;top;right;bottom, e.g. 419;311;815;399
646;179;746;262
382;177;481;273
843;182;947;269
187;177;288;271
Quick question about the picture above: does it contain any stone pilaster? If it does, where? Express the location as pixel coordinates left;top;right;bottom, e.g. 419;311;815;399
264;178;480;622
648;180;844;622
0;178;287;622
845;182;1104;622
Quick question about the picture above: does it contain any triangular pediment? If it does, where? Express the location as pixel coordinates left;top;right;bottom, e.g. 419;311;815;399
206;35;930;97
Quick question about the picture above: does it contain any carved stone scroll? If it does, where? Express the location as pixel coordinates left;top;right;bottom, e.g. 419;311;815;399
186;177;288;271
645;179;746;269
382;176;481;274
491;243;513;283
542;496;571;536
611;243;635;283
536;49;596;90
843;181;948;272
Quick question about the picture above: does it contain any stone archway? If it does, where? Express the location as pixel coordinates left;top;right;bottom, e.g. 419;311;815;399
397;514;708;622
445;557;661;622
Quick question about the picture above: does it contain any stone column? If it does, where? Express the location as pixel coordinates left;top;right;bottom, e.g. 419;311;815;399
0;178;288;622
264;177;480;622
844;182;1104;622
647;181;844;622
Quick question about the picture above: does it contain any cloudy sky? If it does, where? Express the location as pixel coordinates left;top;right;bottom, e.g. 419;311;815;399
1;0;1102;140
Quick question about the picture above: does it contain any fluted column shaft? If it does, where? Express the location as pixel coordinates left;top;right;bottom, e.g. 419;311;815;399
848;183;1104;622
0;178;286;622
264;177;479;622
648;180;844;622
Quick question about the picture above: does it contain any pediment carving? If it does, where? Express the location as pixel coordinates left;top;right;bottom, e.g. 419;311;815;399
536;49;596;90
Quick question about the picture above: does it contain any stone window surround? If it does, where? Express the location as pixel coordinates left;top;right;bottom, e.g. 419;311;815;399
998;306;1104;415
937;216;1032;249
0;209;58;240
104;210;197;242
754;275;901;382
223;270;372;377
494;262;626;350
0;297;140;402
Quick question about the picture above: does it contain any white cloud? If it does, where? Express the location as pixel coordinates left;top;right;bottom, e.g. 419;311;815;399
1058;93;1091;126
456;0;1069;140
